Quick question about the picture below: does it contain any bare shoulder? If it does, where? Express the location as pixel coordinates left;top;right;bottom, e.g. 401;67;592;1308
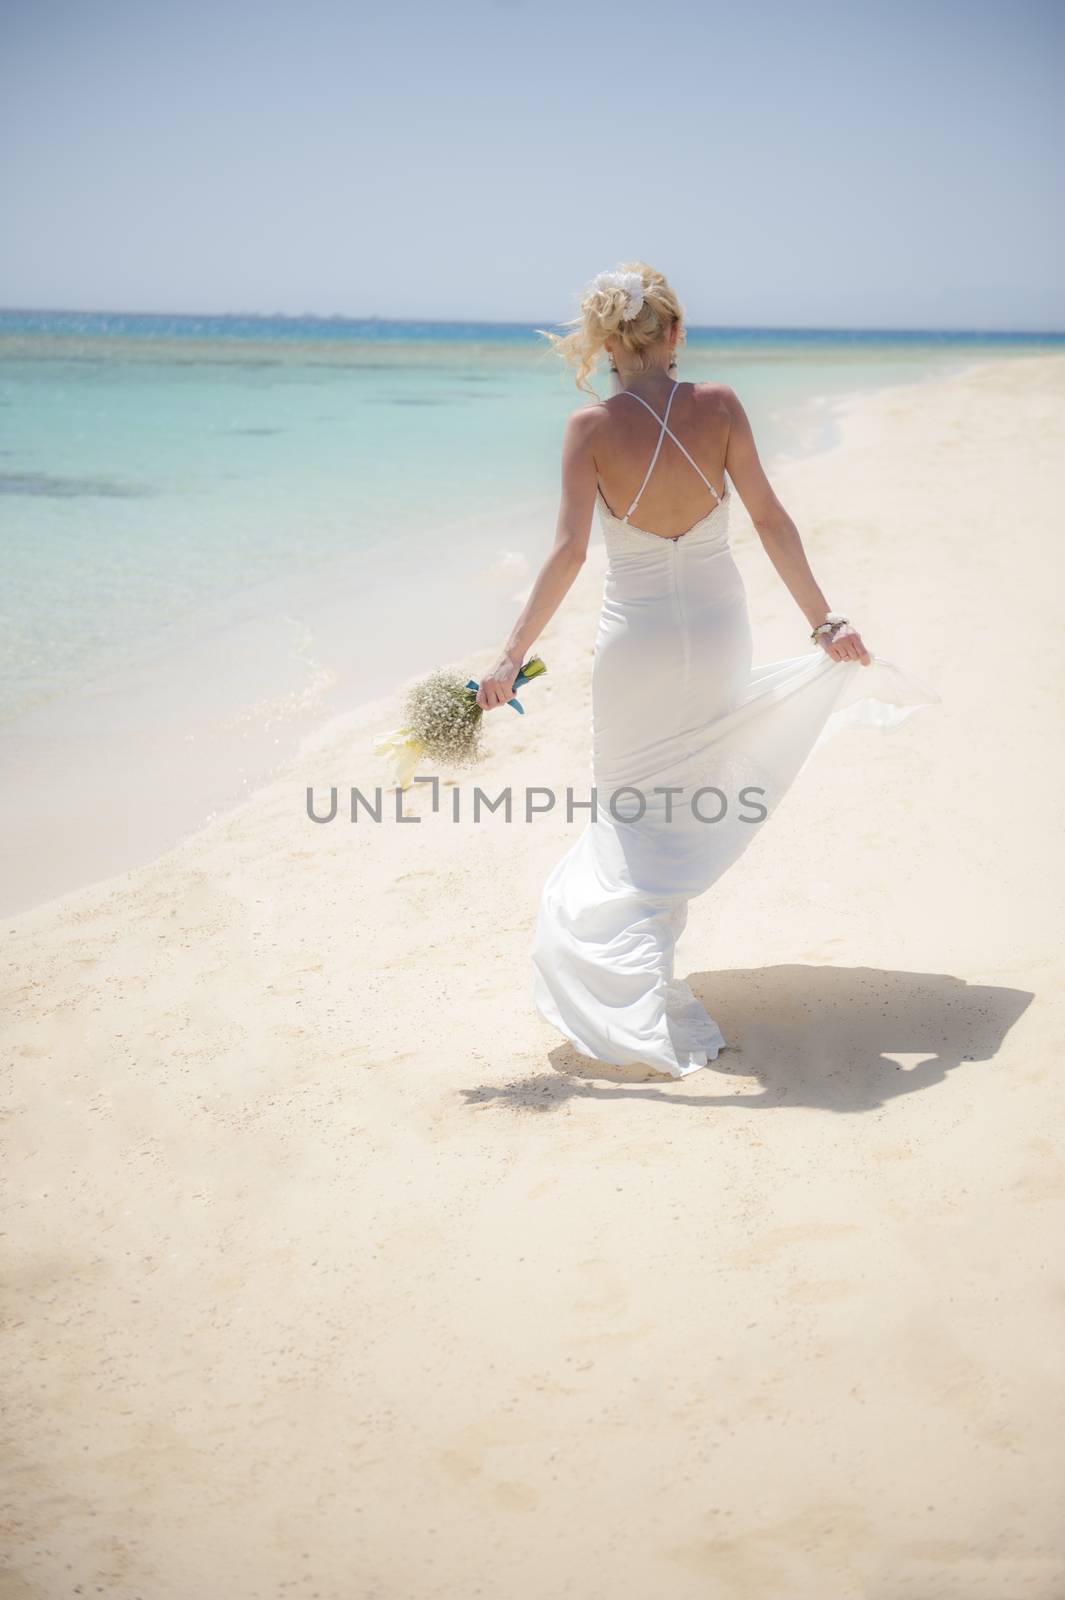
563;399;609;450
691;380;741;419
568;398;609;427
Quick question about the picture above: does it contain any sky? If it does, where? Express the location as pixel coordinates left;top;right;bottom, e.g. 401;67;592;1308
1;0;1062;330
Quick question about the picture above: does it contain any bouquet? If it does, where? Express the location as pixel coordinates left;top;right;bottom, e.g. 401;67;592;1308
374;657;547;790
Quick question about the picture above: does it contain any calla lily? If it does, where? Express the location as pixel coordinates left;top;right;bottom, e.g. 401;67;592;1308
372;728;425;791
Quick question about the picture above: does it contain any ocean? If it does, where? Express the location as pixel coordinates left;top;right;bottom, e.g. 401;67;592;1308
1;310;1061;910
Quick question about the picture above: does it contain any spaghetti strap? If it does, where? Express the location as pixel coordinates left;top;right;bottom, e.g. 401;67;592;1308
621;381;724;518
622;382;679;522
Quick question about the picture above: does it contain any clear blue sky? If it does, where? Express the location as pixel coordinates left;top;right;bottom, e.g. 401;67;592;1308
2;0;1062;329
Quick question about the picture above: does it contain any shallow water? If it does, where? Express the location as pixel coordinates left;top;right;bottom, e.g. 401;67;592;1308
1;311;1060;910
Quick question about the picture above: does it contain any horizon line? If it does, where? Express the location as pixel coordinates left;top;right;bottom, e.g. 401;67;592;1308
1;306;1063;339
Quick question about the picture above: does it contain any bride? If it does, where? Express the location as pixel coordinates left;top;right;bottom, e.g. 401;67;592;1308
475;261;935;1079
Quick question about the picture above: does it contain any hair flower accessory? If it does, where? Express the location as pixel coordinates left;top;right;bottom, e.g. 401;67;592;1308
591;269;645;321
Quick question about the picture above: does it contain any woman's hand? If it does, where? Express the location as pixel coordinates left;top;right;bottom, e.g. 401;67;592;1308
819;624;872;666
475;652;522;711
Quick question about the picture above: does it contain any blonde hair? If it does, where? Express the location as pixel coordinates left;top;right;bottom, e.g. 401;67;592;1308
539;260;685;396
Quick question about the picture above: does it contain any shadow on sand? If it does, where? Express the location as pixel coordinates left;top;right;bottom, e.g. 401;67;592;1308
462;965;1034;1114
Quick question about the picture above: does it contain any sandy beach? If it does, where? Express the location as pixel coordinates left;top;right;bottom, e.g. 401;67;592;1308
4;354;1064;1598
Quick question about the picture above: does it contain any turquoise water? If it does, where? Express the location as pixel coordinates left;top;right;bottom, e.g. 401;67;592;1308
1;311;1061;910
2;312;1060;726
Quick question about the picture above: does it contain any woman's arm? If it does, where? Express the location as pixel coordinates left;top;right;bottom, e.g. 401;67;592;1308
723;389;871;666
475;408;599;711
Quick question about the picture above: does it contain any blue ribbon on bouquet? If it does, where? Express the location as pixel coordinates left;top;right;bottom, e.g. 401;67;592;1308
465;660;545;716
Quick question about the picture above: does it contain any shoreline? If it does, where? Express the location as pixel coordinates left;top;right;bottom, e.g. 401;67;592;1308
4;347;1051;922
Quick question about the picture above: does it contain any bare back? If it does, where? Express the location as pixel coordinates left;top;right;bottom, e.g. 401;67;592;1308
592;380;732;540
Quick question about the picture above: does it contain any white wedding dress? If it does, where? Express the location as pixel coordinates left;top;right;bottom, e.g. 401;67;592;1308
532;380;938;1079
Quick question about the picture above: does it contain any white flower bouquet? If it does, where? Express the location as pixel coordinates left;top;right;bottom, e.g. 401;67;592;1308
374;657;547;790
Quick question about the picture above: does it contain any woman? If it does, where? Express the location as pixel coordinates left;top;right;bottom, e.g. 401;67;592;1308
476;262;935;1079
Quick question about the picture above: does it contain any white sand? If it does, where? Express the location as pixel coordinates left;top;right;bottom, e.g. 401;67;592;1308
4;355;1064;1599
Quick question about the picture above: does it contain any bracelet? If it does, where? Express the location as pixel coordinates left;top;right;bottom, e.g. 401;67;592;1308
810;611;848;642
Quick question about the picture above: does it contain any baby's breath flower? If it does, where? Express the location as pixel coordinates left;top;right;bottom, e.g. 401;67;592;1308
403;670;484;768
375;658;547;789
